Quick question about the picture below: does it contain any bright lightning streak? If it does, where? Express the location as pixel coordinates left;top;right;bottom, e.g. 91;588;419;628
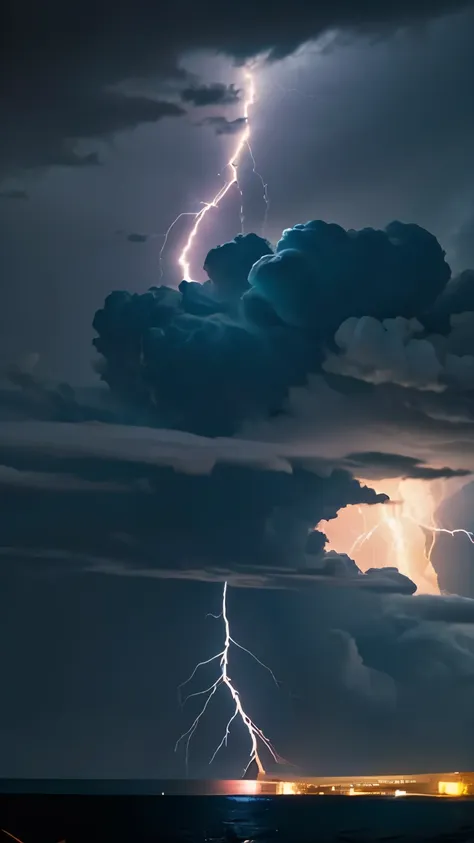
175;581;281;776
413;523;474;544
325;479;474;595
176;69;258;282
380;504;412;581
246;139;270;236
159;211;201;279
350;522;381;555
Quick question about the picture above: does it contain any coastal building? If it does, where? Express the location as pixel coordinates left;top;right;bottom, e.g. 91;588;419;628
255;770;474;797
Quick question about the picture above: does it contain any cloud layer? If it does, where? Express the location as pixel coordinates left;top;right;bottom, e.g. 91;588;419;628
0;416;398;590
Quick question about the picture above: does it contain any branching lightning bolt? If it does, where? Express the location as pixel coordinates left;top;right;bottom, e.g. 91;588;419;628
178;69;255;281
412;522;474;544
175;581;281;776
338;484;474;595
160;68;268;283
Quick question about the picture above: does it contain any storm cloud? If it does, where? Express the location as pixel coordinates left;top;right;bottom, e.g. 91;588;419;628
3;211;474;776
181;82;241;107
91;220;472;457
0;416;394;588
2;0;471;176
200;116;248;136
3;0;474;784
5;215;474;595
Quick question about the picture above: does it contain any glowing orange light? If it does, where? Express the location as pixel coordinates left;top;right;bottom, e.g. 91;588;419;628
324;479;446;593
277;781;298;795
438;781;465;796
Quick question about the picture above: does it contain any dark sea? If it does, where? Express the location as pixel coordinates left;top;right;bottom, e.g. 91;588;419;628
1;782;474;843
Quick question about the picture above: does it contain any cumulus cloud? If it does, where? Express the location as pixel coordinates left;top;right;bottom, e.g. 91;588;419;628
323;310;474;392
181;82;241;106
247;220;450;332
86;218;474;545
323;316;452;390
427;269;474;330
86;219;474;513
92;221;468;451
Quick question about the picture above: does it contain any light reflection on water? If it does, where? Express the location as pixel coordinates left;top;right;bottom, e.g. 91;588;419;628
226;796;271;802
213;795;474;843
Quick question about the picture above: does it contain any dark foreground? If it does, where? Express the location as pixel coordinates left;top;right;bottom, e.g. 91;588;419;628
2;792;474;843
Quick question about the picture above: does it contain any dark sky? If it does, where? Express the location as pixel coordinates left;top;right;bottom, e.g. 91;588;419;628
2;0;474;779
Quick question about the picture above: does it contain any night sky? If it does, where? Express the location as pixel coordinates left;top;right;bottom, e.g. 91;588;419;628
2;0;474;779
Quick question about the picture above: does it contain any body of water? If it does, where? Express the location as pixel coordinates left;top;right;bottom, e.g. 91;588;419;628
1;788;474;843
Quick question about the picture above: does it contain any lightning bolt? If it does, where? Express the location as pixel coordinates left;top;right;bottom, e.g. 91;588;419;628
159;68;267;283
350;508;381;555
178;69;255;281
415;524;474;544
175;581;281;776
328;481;474;595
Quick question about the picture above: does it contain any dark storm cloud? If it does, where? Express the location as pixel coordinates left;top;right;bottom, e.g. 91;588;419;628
0;412;393;588
0;366;119;424
92;222;455;439
392;593;474;623
200;116;248;136
92;233;285;436
343;451;472;480
181;82;241;106
248;220;450;333
0;86;185;175
427;269;474;331
2;0;471;176
318;591;474;743
86;219;474;533
27;216;471;596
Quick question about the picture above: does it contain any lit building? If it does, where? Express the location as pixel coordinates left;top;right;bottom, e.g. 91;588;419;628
256;771;474;797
